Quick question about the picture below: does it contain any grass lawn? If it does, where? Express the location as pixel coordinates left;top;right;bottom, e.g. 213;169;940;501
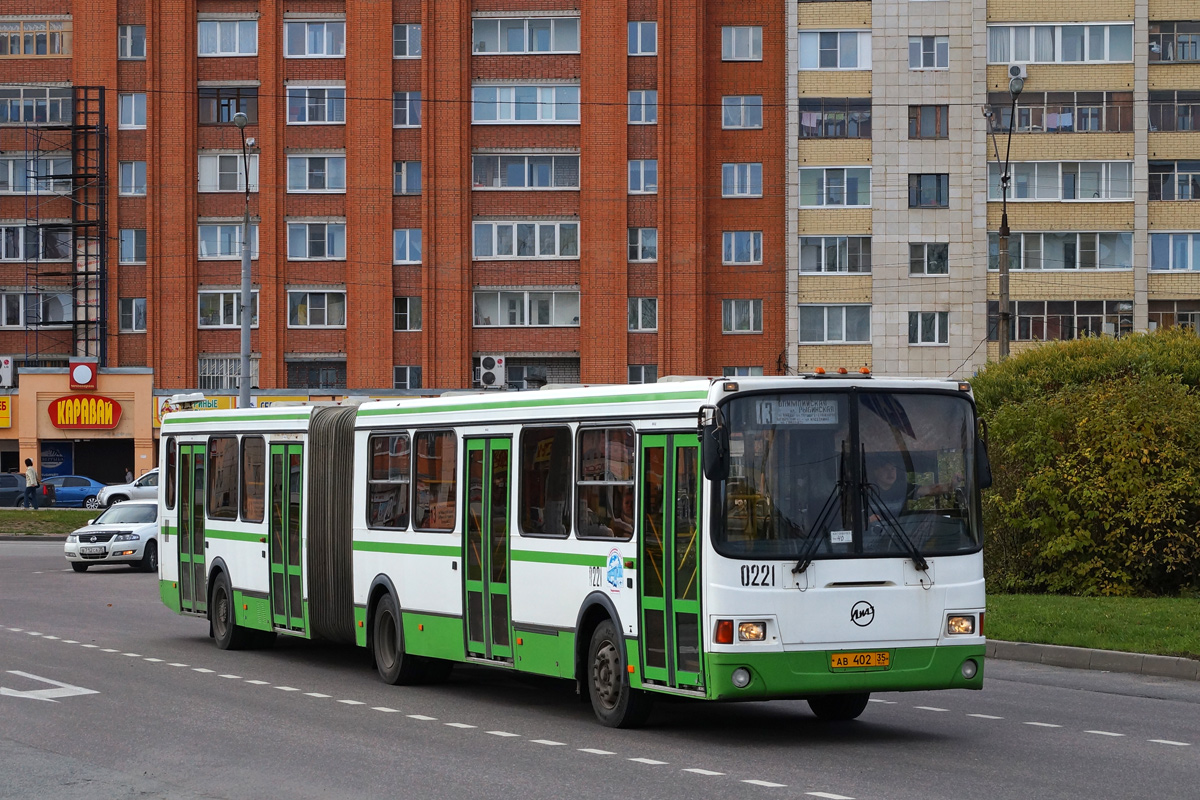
0;508;99;536
988;594;1200;660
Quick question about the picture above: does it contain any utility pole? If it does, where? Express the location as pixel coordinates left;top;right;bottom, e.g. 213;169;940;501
232;111;254;407
987;74;1024;360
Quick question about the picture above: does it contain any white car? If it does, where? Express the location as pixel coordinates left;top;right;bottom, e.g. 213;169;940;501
96;467;159;507
64;500;159;573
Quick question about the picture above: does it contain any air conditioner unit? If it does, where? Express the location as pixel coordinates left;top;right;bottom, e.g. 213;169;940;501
0;358;12;388
479;355;506;388
1008;63;1028;80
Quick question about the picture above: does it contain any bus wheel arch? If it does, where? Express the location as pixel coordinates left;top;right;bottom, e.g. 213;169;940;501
208;561;250;651
367;577;426;685
574;593;653;727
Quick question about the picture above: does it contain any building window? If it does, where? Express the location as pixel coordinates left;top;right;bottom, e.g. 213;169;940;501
1150;22;1200;63
987;24;1133;64
628;298;658;331
1150;233;1200;271
909;174;950;208
799;31;871;70
799;305;870;343
628;228;657;262
628;22;657;55
119;298;147;332
988;91;1133;134
0;86;72;124
472;154;579;189
472;17;580;54
199;224;258;259
909;243;949;275
287;222;346;260
1149;300;1200;332
0;155;70;193
987;161;1133;201
198;355;259;391
0;20;73;57
721;163;763;198
286;155;346;193
198;154;258;193
118;25;145;59
395;161;421;195
799;167;871;207
287;87;345;124
473;221;579;259
118;93;146;129
628;160;658;194
393;366;422;390
1150;161;1200;201
722;26;763;61
909;105;949;139
393;229;422;263
393;92;422;127
287;361;346;390
1150;91;1200;132
473;290;580;327
628;90;657;124
723;95;763;129
394;24;421;58
799;98;871;138
120;161;147;196
723;366;763;377
989;300;1133;341
199;87;258;124
722;231;763;264
394;297;422;330
800;236;871;273
473;86;579;123
0;225;70;261
909;36;949;70
988;232;1133;270
0;292;72;326
629;365;658;383
722;299;763;334
198;20;257;56
119;229;146;264
288;291;347;328
198;291;258;328
284;21;345;57
909;311;949;345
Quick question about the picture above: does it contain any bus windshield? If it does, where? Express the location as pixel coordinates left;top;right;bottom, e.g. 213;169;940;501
715;390;982;560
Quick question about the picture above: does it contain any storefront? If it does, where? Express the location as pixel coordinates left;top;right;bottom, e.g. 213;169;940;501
0;365;156;484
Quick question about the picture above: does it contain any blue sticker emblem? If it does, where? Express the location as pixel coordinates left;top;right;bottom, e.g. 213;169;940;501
606;548;624;592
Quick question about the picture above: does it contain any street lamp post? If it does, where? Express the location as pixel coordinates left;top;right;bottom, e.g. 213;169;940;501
232;111;253;408
986;75;1024;360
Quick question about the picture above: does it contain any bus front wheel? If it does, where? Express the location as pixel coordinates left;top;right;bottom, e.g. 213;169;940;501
807;692;870;721
587;620;653;728
211;572;252;651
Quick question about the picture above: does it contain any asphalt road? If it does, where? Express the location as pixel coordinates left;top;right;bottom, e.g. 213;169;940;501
2;541;1196;800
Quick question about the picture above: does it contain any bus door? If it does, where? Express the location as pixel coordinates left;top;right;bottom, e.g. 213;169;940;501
269;443;306;633
178;443;207;615
638;433;704;690
463;438;513;662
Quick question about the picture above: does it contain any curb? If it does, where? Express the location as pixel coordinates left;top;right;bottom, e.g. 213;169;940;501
0;534;67;541
988;639;1200;682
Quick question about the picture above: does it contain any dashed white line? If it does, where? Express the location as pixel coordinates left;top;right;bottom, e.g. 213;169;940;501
444;722;475;728
1024;722;1062;728
338;700;365;706
245;679;269;685
192;668;215;674
743;780;787;788
62;640;78;644
487;731;520;737
531;739;565;746
578;748;615;755
1149;739;1191;747
27;632;43;637
122;653;141;657
807;793;855;799
968;714;1004;720
219;674;241;679
683;768;724;776
80;644;98;648
305;692;331;698
168;663;189;668
144;658;164;663
43;635;60;640
408;714;437;721
101;648;118;653
629;758;668;765
868;699;896;704
1085;730;1125;737
6;628;21;632
373;707;400;713
274;686;299;691
915;706;948;712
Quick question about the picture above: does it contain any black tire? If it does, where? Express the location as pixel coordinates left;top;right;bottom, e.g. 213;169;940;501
807;692;870;721
71;562;88;572
83;496;99;509
107;495;128;507
372;593;426;685
587;620;653;728
210;571;251;651
138;540;158;573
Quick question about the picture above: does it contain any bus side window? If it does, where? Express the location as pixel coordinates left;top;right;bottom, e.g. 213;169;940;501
207;436;239;520
241;436;266;522
414;430;456;532
576;427;635;540
368;433;411;530
519;426;571;537
165;437;177;510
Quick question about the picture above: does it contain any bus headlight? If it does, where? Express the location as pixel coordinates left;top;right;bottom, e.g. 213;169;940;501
731;668;752;688
738;622;766;642
946;615;976;635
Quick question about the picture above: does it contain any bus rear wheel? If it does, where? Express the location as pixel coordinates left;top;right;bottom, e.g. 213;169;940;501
587;620;653;728
211;572;252;651
372;594;426;685
807;692;870;721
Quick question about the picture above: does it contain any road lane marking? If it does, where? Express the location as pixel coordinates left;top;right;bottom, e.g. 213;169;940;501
1085;730;1125;737
168;663;189;667
144;658;164;663
1149;739;1191;746
630;758;668;765
868;699;896;704
192;668;214;674
579;748;614;755
915;706;948;712
531;739;565;746
445;722;475;728
245;680;269;685
338;699;365;705
487;731;520;737
122;653;141;657
62;640;78;644
408;714;437;721
1023;722;1062;728
42;636;59;640
305;692;331;698
683;768;724;776
274;686;299;691
807;793;855;799
1;671;100;703
743;780;787;788
373;707;400;713
101;648;118;652
968;714;1004;719
219;674;241;679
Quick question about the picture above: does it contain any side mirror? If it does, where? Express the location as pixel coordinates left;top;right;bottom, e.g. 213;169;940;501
86;518;95;525
976;418;993;491
699;405;729;481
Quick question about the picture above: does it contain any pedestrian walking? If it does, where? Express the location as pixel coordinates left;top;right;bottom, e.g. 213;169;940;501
23;458;39;510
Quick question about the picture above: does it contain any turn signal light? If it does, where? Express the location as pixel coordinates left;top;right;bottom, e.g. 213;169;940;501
837;367;848;374
715;619;734;644
860;367;871;374
814;367;826;374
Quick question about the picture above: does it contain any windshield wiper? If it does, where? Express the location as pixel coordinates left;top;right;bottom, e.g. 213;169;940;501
793;442;848;577
863;483;929;572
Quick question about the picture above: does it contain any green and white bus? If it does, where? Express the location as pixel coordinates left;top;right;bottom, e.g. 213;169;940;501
157;375;990;727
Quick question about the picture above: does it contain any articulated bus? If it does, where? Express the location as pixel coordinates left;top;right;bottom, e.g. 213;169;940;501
157;376;990;727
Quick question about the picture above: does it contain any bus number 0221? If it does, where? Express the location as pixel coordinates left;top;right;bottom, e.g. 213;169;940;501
740;564;775;587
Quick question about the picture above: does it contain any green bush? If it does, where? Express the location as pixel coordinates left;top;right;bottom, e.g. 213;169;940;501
974;330;1200;596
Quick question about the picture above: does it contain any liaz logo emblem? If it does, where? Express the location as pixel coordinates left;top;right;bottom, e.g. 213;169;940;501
851;601;875;627
606;548;624;593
